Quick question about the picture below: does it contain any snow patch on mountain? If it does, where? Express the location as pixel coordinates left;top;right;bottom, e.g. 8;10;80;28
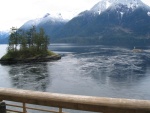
106;1;112;9
20;19;39;30
147;12;150;16
120;12;124;19
91;0;111;14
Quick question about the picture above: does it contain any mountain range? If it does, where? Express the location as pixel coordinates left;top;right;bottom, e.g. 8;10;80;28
53;0;150;46
1;0;150;46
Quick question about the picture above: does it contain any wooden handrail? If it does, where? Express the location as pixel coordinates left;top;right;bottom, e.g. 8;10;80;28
0;88;150;113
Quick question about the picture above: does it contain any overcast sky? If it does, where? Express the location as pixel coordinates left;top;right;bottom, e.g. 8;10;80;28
0;0;150;31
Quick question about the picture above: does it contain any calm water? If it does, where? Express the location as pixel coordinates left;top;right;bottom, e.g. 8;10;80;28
1;43;150;112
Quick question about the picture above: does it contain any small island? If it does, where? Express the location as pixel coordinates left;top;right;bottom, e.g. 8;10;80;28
0;26;61;65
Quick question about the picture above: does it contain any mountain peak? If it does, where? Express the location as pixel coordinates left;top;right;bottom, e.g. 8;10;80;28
19;12;67;31
43;13;63;19
43;13;50;18
90;0;148;15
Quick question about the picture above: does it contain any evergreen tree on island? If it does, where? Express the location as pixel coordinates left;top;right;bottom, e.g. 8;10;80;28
0;26;61;64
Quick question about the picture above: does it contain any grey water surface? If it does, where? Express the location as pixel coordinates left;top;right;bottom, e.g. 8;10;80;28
1;43;150;112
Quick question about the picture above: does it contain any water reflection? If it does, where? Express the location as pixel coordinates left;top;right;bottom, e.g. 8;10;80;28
9;63;50;91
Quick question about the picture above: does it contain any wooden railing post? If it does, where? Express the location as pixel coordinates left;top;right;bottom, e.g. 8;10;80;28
0;102;6;113
59;107;62;113
23;103;27;113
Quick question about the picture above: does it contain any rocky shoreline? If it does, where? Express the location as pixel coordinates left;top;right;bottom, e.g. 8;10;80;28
0;55;61;65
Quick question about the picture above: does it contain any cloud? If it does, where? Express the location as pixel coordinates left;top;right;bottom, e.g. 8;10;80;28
0;0;149;31
0;0;100;30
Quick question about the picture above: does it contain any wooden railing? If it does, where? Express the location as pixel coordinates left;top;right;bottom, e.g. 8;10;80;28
0;88;150;113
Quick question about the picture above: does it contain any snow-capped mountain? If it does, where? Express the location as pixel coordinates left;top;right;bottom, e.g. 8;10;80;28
90;0;150;15
20;13;67;30
53;0;150;46
19;13;68;39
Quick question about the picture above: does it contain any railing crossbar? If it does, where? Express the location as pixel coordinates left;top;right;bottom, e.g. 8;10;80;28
6;103;23;108
7;109;23;113
6;102;67;113
26;106;66;113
